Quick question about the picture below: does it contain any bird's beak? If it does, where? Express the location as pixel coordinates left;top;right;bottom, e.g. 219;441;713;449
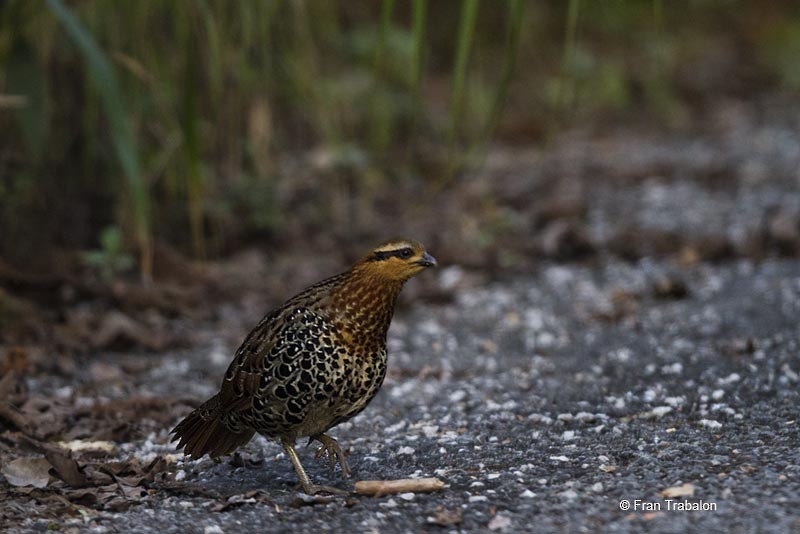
415;252;437;268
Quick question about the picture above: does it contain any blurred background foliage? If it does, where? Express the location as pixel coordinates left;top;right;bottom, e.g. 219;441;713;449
1;0;799;280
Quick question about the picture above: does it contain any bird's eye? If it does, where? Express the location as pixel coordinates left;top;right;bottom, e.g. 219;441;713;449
399;248;413;259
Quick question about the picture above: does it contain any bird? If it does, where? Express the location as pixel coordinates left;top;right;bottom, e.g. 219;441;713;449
171;238;437;494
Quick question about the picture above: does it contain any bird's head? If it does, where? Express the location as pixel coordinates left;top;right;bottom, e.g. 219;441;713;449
354;238;437;282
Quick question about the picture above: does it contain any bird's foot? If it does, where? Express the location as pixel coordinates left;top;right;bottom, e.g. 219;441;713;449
292;481;351;495
312;434;352;478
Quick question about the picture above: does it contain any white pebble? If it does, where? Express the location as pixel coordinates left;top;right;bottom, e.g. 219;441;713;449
488;514;512;531
699;419;723;430
719;373;741;385
651;406;673;417
449;390;467;403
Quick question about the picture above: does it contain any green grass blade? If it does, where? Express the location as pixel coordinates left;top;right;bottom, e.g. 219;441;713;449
409;0;427;140
7;42;48;160
555;0;580;113
443;0;479;184
46;0;152;280
486;0;525;140
449;0;479;148
369;0;396;154
182;22;205;260
196;0;222;101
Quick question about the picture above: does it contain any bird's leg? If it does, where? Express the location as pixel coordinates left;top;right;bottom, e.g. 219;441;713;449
311;433;351;478
281;438;350;495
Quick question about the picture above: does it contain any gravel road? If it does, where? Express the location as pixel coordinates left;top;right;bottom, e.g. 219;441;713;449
7;110;800;532
25;256;798;533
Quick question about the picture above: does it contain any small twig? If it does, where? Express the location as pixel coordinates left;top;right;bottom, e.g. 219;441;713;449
354;477;445;497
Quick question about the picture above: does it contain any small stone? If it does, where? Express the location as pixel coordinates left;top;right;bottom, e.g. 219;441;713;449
487;513;513;531
399;493;415;501
718;373;741;385
449;390;467;403
559;489;578;500
699;419;723;430
650;406;673;417
397;446;415;455
661;362;683;375
520;489;536;498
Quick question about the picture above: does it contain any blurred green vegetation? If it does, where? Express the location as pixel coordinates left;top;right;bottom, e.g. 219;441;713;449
0;0;799;279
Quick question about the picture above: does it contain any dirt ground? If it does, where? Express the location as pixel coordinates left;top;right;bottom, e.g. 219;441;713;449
2;98;800;532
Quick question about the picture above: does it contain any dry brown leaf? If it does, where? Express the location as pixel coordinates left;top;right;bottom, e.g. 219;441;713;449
427;505;462;526
45;448;87;488
1;457;51;488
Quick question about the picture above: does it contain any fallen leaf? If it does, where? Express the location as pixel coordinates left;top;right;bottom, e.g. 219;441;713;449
427;505;462;526
91;311;168;351
662;483;695;498
90;362;123;382
2;457;51;488
0;401;30;433
211;489;271;512
45;448;87;488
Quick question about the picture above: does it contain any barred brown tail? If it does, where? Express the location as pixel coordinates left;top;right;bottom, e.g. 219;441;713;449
170;394;254;458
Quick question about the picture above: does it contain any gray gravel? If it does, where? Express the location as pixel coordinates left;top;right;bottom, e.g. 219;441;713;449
26;257;800;533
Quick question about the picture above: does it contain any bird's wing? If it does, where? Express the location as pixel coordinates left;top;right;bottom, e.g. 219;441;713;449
217;307;282;405
217;305;340;409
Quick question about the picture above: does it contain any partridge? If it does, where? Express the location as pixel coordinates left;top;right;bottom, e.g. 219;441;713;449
171;239;436;494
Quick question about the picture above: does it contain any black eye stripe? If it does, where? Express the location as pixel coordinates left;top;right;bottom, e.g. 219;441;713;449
369;247;415;261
